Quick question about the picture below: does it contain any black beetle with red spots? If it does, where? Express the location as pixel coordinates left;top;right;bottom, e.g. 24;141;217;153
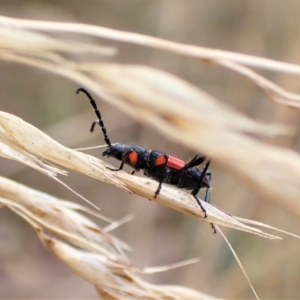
76;88;215;233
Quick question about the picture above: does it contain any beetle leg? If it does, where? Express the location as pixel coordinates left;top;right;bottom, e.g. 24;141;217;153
154;154;169;198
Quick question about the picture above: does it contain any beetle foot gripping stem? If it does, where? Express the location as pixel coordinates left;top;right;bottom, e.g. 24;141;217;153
194;195;216;234
194;195;207;217
211;223;217;234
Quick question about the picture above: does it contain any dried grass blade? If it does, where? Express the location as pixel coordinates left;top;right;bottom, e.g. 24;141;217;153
0;110;283;237
217;226;259;300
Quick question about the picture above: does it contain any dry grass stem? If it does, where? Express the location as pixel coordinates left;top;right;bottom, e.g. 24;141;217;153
1;15;300;107
217;227;259;300
0;14;300;299
0;111;282;239
0;175;221;300
0;16;299;220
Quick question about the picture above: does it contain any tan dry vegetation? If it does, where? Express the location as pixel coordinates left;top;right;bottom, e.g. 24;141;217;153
0;2;300;299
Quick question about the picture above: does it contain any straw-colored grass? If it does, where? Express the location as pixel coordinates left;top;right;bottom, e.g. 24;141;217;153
0;14;300;299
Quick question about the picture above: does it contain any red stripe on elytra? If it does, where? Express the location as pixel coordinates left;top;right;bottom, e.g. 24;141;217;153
167;156;185;169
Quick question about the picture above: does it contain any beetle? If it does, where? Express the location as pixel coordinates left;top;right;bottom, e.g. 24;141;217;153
76;88;215;232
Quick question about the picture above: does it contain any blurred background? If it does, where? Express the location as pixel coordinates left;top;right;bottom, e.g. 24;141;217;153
0;0;300;299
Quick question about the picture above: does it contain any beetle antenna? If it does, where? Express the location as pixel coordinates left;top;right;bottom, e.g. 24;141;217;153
76;88;111;147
